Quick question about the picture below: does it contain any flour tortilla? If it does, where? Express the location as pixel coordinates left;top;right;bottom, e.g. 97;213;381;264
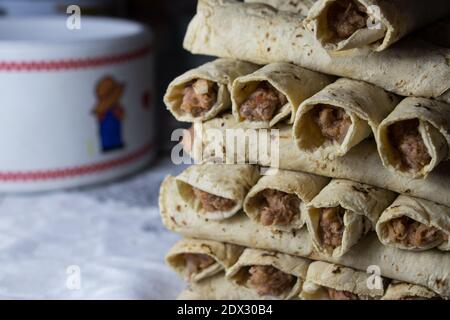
305;0;450;52
306;179;397;257
254;0;450;51
178;272;270;300
244;169;330;231
300;261;386;299
226;248;309;299
177;288;201;300
160;175;450;297
245;0;317;16
166;238;244;283
176;164;260;220
232;62;334;127
377;97;450;179
164;58;258;122
184;0;450;103
376;196;450;252
381;282;441;300
190;114;450;208
262;0;450;50
177;273;440;300
294;78;400;159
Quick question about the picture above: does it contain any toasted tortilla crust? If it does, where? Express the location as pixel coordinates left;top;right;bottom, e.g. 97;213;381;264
244;169;330;231
245;0;316;16
376;97;450;179
305;0;450;52
294;78;399;160
176;164;260;220
184;0;450;102
226;248;310;299
160;176;450;297
376;195;450;252
166;238;245;283
305;179;396;257
191;114;450;209
164;58;258;122
382;282;441;300
302;261;386;299
232;62;334;128
178;272;277;300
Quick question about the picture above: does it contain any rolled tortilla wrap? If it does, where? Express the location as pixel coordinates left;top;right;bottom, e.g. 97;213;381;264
176;164;260;220
305;0;450;52
190;114;450;208
166;238;244;283
232;62;334;127
184;0;450;103
177;288;200;300
294;78;399;159
300;261;386;300
376;196;450;252
178;272;268;300
245;0;317;16
160;176;450;297
377;97;450;179
164;58;258;122
226;248;309;299
243;169;330;231
256;0;450;51
381;282;441;300
305;179;397;257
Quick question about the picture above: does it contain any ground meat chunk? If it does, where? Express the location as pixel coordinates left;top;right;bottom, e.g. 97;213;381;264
239;82;287;121
327;0;368;40
388;119;431;171
246;265;296;296
258;189;300;226
180;79;218;117
183;253;216;279
193;188;236;212
311;105;352;144
387;216;447;248
328;288;359;300
319;207;345;249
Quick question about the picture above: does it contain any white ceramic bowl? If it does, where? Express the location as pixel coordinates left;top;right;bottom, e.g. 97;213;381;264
0;16;155;192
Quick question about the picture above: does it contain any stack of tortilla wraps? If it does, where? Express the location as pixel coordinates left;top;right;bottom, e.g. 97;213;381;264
160;0;450;300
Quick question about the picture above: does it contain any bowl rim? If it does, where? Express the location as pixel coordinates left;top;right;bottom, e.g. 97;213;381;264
0;16;152;46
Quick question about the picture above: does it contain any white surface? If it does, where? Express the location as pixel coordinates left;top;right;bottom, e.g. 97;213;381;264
0;157;186;299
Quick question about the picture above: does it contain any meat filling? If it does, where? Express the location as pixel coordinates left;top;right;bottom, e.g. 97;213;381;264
183;253;216;278
239;82;287;121
327;0;368;40
180;79;218;117
193;188;236;212
328;288;359;300
388;119;431;171
387;216;447;248
319;207;345;249
258;189;301;226
246;265;296;296
311;105;352;144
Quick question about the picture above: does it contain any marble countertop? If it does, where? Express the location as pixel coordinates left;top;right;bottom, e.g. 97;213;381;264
0;157;187;299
